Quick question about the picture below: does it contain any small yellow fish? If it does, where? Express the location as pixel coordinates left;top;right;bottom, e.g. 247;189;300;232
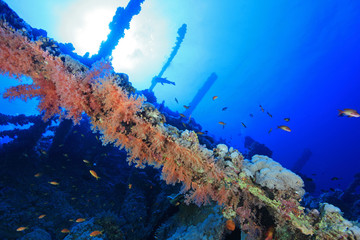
128;184;132;189
76;218;86;223
89;170;100;180
61;228;70;233
212;96;218;100
34;173;42;178
83;160;90;164
41;150;47;155
38;214;46;219
338;109;360;117
90;230;103;237
48;181;59;185
241;122;247;128
284;118;290;122
277;125;291;132
16;226;28;232
183;105;190;109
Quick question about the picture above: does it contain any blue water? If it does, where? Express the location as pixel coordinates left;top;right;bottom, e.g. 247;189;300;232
1;0;360;238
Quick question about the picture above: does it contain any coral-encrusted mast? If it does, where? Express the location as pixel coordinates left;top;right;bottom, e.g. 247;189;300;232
1;23;359;239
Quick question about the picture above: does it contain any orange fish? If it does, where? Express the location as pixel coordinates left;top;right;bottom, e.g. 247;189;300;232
34;173;42;178
196;131;205;135
265;226;275;240
225;219;235;231
48;181;59;185
61;228;70;233
219;121;226;126
89;170;100;180
338;109;360;117
128;184;132;189
183;105;190;109
278;125;291;132
90;230;103;237
212;96;218;100
76;218;86;223
179;114;186;118
16;226;28;232
38;214;46;219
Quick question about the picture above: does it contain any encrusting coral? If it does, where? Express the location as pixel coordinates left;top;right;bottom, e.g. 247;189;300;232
1;21;359;239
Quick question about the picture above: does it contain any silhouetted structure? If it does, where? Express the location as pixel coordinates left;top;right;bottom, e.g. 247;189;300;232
292;148;312;173
183;73;217;116
243;136;273;159
149;24;187;91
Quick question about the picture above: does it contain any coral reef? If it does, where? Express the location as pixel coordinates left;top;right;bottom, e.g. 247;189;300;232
155;205;225;240
243;155;305;198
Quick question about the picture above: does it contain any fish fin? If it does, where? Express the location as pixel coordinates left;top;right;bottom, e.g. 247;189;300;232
337;110;344;116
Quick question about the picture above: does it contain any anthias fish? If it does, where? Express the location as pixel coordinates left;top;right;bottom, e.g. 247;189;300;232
277;125;291;132
89;170;100;180
90;230;103;237
17;227;28;232
48;181;59;185
76;218;86;223
338;109;360;117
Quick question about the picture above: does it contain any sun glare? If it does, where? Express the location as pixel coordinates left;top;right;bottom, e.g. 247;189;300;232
73;9;114;56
